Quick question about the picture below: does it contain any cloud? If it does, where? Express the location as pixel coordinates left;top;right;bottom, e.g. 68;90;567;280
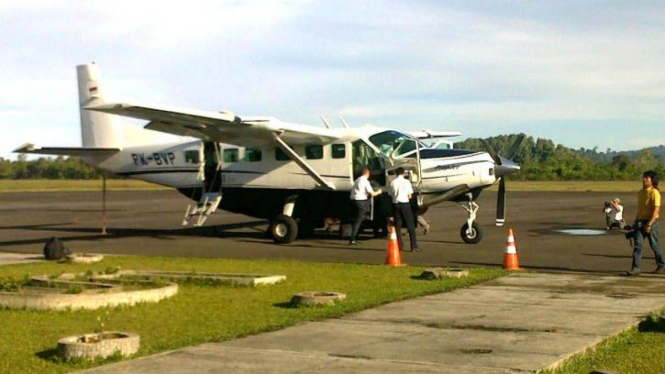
0;1;305;46
1;1;665;158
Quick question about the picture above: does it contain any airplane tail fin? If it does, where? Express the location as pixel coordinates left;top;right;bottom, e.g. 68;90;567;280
77;63;123;149
16;63;182;160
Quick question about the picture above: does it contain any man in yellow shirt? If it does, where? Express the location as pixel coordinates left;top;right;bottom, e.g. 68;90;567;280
628;171;663;275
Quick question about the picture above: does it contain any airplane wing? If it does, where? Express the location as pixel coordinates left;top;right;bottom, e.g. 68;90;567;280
86;103;342;147
408;130;462;139
14;143;120;157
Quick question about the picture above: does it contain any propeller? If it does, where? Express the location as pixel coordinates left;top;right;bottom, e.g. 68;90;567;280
480;135;525;226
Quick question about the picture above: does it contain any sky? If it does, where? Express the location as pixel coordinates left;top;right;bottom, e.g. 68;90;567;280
1;0;664;159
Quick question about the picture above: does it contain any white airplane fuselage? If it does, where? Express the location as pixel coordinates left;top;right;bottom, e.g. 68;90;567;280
84;131;498;223
17;63;520;244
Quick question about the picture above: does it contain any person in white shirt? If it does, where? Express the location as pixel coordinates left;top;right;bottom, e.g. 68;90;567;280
349;167;382;244
605;197;625;230
389;167;420;252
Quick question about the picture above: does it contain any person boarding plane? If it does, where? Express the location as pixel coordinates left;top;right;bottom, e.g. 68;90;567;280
15;63;523;244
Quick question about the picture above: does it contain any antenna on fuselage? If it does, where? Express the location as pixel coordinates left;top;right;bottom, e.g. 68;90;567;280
340;117;350;128
319;114;332;129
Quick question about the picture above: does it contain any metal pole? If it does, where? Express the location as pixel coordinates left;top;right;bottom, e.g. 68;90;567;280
101;175;107;235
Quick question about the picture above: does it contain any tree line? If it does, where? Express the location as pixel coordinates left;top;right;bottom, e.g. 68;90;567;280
0;155;110;180
1;135;664;181
456;134;665;181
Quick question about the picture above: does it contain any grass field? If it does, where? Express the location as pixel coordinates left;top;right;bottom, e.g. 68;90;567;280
543;312;665;374
486;180;640;192
0;179;642;193
0;179;167;192
0;256;505;373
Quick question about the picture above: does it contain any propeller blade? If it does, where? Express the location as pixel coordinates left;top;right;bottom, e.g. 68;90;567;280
480;139;501;165
506;134;526;160
496;177;506;226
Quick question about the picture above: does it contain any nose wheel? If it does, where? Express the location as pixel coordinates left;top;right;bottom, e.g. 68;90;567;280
459;200;483;244
460;221;483;244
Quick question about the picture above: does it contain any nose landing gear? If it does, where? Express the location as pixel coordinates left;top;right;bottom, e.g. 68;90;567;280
459;200;483;244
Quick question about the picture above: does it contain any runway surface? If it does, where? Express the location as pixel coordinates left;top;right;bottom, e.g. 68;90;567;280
0;189;649;273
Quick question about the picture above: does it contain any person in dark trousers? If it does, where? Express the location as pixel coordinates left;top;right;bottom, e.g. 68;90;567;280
627;170;663;276
369;177;390;238
349;167;382;244
390;167;420;252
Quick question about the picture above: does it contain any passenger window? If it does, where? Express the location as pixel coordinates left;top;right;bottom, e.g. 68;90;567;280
331;144;345;159
223;148;239;163
275;148;290;161
244;148;262;162
184;150;200;163
305;144;323;160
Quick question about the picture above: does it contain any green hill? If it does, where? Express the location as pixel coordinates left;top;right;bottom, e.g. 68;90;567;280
2;136;664;181
456;134;665;181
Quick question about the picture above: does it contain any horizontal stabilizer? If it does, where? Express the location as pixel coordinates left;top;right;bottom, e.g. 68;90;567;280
13;143;120;157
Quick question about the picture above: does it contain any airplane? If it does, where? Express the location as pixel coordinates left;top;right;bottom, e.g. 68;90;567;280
15;63;523;245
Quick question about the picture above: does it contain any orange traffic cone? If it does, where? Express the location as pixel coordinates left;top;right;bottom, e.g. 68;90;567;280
385;225;404;266
503;228;522;271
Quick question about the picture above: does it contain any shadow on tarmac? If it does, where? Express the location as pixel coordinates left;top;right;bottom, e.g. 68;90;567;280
0;208;121;213
583;253;634;260
0;223;75;230
0;221;385;250
0;220;269;247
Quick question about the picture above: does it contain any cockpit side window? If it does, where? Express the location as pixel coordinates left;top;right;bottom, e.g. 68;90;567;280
352;140;379;177
368;130;424;157
394;140;416;156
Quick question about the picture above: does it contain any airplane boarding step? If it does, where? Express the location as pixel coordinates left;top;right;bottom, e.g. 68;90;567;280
182;192;222;227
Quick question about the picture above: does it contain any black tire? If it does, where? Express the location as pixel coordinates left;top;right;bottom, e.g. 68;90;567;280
460;222;483;244
270;214;298;244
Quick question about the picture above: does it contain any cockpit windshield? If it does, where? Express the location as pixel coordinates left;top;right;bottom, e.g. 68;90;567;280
368;130;426;157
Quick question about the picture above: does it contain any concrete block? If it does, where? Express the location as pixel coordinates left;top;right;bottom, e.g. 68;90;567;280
291;291;346;307
58;331;139;360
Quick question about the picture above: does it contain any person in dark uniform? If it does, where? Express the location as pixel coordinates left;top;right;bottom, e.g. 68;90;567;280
349;167;382;244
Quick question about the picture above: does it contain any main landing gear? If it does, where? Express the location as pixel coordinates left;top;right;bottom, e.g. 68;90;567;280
459;199;483;244
270;214;298;244
269;195;299;244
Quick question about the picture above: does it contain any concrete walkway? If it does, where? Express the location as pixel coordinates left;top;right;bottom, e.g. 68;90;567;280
0;252;43;266
81;272;665;373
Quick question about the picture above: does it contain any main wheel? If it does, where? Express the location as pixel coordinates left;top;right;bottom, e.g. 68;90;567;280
460;222;483;244
270;214;298;244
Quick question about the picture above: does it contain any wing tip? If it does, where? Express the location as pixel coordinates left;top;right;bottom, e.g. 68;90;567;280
13;143;36;153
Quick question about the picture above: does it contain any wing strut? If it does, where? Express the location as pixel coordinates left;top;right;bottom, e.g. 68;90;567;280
273;133;336;190
420;184;470;208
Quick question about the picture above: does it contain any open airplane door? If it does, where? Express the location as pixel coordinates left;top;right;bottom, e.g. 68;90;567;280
387;138;422;187
182;142;222;226
351;140;387;187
